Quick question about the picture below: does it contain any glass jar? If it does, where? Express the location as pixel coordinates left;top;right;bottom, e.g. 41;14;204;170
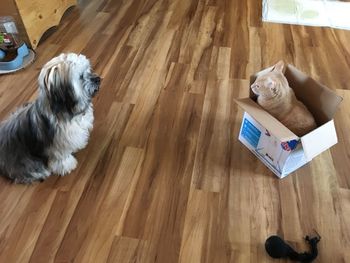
0;16;22;51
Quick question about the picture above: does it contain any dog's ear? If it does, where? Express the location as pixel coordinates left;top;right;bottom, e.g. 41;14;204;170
40;64;77;117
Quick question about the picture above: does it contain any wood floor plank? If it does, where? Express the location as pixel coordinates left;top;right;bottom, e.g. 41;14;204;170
337;188;350;259
120;27;176;146
61;12;111;54
332;89;350;189
71;147;144;263
0;185;57;263
304;151;344;262
186;5;217;94
107;236;147;263
192;76;245;192
192;78;234;192
179;189;222;263
120;90;203;262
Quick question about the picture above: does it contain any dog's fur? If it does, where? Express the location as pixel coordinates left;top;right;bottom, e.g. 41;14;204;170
0;53;100;184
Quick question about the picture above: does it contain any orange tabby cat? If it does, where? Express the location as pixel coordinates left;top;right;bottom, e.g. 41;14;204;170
251;61;317;137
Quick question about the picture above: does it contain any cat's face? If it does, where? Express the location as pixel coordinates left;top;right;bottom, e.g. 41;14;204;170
251;61;287;99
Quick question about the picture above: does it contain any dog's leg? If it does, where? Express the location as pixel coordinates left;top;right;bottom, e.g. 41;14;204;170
49;155;78;176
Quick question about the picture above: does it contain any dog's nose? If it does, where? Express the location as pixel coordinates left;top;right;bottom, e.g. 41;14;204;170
92;76;101;85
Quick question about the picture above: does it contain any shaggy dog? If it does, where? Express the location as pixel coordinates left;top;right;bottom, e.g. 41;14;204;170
0;53;100;183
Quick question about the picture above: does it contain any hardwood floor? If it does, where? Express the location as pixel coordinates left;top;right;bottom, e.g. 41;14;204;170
0;0;350;262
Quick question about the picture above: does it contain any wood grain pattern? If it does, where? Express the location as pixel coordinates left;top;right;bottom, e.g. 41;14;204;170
0;0;350;262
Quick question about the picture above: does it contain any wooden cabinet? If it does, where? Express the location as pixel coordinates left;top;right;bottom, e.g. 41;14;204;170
0;0;76;49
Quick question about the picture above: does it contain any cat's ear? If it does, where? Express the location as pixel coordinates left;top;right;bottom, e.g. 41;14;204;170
273;60;285;73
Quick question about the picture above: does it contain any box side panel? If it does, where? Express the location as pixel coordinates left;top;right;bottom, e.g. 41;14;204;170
240;143;283;178
235;98;298;142
238;112;301;178
282;144;308;176
285;65;342;125
301;120;338;161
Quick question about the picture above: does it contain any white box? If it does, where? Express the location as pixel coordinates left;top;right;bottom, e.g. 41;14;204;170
262;0;350;30
235;64;343;178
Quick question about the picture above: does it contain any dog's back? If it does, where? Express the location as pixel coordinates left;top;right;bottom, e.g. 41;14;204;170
0;103;54;183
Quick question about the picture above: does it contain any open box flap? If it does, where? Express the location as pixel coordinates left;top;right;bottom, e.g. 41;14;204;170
235;98;299;142
285;65;343;125
301;120;338;161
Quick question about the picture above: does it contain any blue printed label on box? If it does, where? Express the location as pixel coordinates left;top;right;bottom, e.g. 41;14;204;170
241;118;261;148
238;112;308;178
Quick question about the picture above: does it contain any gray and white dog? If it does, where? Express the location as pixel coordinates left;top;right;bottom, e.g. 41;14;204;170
0;53;101;184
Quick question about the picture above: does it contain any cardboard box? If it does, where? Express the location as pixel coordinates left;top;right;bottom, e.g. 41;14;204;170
235;64;343;178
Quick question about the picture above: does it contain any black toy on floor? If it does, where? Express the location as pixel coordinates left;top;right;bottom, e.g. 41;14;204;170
265;232;321;262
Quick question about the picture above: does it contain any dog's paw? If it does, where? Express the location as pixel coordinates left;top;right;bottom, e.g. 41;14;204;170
49;155;78;176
